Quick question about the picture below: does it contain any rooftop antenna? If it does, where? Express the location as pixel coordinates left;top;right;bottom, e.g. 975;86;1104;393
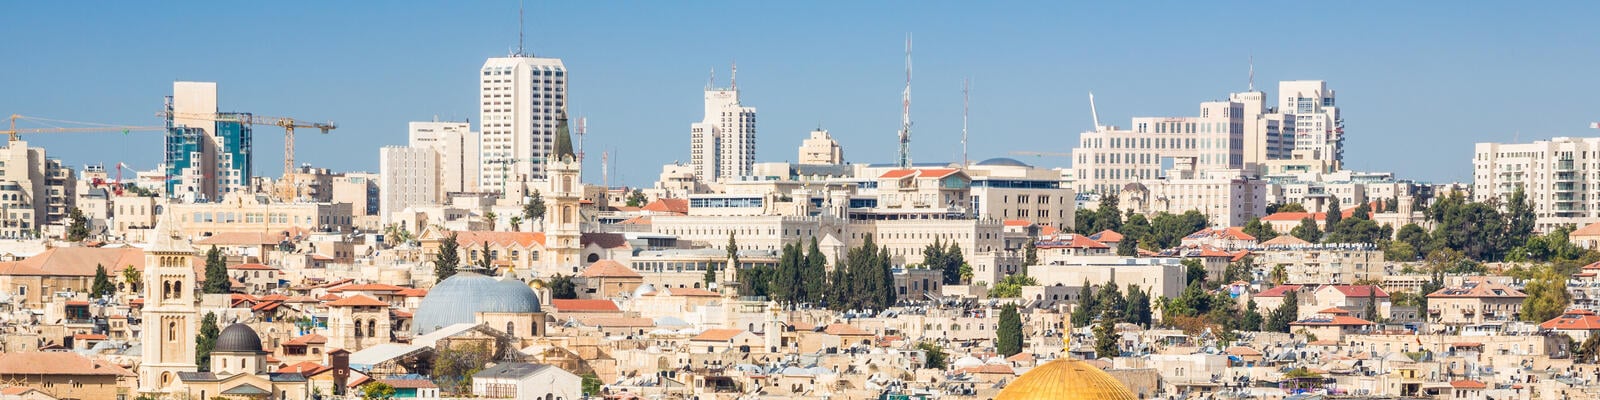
898;33;913;169
731;60;737;90
516;0;527;56
1089;92;1104;132
707;68;715;91
1248;55;1255;92
577;116;587;162
962;77;970;168
601;151;609;189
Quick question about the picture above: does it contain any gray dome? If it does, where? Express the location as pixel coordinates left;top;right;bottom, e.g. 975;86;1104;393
413;272;542;335
975;157;1030;167
215;324;264;353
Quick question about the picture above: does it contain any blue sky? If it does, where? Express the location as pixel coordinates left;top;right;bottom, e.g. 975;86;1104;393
3;1;1597;186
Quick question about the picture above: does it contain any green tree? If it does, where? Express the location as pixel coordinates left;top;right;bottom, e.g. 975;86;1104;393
945;242;966;284
196;312;219;371
1264;291;1298;333
1418;271;1444;311
1506;186;1536;244
771;242;803;304
803;237;828;303
482;211;497;231
1576;334;1600;364
434;233;461;283
1395;223;1432;255
549;274;578;299
989;274;1037;298
66;207;90;241
432;341;493;394
508;216;523;231
91;264;115;298
1324;196;1343;228
1363;290;1381;323
1243;217;1279;242
1093;195;1123;233
1117;235;1139;257
917;341;948;369
1182;259;1208;286
737;265;774;297
1272;203;1307;213
475;242;493;271
523;191;546;230
121;265;141;294
1124;285;1152;327
1522;264;1573;323
361;382;396;400
1093;310;1120;359
1242;299;1265;332
1384;241;1418;262
1122;213;1152;247
203;246;230;294
1023;239;1038;268
1071;279;1097;327
726;232;740;269
1075;209;1098;234
1291;217;1322;243
1351;200;1371;220
996;304;1023;356
1145;211;1209;250
581;372;603;396
825;261;850;310
625;189;647;207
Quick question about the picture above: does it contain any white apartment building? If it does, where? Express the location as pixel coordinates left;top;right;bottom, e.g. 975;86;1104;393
1475;137;1600;231
1072;100;1246;195
0;140;75;238
798;129;843;165
479;56;566;188
410;121;480;195
378;146;435;226
1119;168;1267;227
1265;170;1414;213
1229;90;1294;174
689;79;757;182
1277;80;1343;172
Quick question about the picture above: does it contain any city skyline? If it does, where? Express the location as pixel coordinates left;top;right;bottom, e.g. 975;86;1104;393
3;2;1598;186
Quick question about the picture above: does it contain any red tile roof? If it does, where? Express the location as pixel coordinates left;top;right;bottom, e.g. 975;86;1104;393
641;198;689;214
326;295;389;307
1089;230;1124;243
1450;380;1487;389
1291;315;1374;327
1260;235;1311;246
1261;212;1326;222
1326;285;1390;298
228;263;278;271
1574;222;1600;237
1427;278;1526;298
1002;219;1033;227
0;352;135;376
1255;285;1303;297
550;299;621;313
1186;227;1257;241
580;260;642;278
1541;310;1600;331
1035;234;1109;250
277;361;329;376
285;334;328;346
328;283;407;293
824;323;872;336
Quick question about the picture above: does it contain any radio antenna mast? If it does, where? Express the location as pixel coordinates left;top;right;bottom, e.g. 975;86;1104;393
1089;92;1104;132
962;77;970;167
516;0;526;56
898;34;913;168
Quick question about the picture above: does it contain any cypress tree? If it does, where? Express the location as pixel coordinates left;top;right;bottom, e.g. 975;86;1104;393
203;246;229;294
996;304;1023;356
434;233;461;282
91;264;115;298
196;312;219;371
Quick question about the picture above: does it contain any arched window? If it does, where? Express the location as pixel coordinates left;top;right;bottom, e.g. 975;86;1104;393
221;358;229;370
562;177;572;193
168;321;177;341
162;281;171;299
368;320;377;339
173;281;182;297
507;322;515;336
354;319;364;338
562;206;574;224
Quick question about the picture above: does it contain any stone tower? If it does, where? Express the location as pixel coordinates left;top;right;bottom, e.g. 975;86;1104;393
138;214;199;394
543;112;584;276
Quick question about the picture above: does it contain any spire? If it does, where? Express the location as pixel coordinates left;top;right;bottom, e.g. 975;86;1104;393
148;210;194;254
553;112;575;162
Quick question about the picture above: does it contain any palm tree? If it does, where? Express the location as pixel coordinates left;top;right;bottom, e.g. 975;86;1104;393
120;265;141;294
509;216;523;232
483;211;497;231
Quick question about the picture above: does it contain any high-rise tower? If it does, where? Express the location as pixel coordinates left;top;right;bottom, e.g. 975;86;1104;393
479;56;567;190
165;81;252;201
689;65;757;182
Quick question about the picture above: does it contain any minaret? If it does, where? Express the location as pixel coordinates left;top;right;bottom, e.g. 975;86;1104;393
139;213;199;394
542;113;584;277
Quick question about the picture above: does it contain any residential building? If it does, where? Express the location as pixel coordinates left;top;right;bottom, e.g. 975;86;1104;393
380;121;480;225
1028;255;1187;299
1427;277;1527;326
471;362;580;399
167;192;354;238
689;74;757;182
0;140;76;238
1275;80;1343;172
379;146;436;226
1474;137;1600;231
967;158;1076;232
332;172;379;217
1071;98;1246;196
165;81;252;201
0;352;136;400
1118;168;1267;227
798;129;843;165
1254;244;1384;285
410;121;480;196
479;55;566;187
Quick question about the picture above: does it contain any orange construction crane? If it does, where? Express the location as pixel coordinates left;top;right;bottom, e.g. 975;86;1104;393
5;114;163;142
158;111;336;177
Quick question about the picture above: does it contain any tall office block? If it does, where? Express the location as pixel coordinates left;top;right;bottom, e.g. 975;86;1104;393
479;56;566;191
689;76;757;182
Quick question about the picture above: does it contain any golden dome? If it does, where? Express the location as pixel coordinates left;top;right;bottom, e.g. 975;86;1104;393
994;357;1138;400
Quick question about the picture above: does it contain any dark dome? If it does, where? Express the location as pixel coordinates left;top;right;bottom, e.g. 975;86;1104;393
413;272;542;335
215;324;265;353
976;157;1031;167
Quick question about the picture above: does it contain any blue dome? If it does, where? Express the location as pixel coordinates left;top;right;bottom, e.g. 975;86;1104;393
976;157;1031;167
413;272;542;335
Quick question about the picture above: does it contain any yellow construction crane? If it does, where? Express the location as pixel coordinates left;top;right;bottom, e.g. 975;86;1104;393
4;114;163;142
158;111;336;177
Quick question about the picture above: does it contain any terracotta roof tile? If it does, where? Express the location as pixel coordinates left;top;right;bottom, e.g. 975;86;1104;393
450;231;546;248
580;260;642;278
550;299;621;313
0;352;135;376
690;329;748;342
327;295;389;307
642;198;689;214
